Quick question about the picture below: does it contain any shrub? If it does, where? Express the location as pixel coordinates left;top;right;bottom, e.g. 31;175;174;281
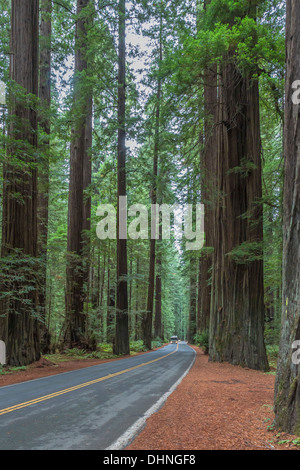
194;330;209;354
130;340;147;353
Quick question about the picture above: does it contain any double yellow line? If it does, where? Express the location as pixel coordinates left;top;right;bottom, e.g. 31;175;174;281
0;344;178;416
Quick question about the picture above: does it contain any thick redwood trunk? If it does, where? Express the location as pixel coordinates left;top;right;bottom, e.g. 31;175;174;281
0;0;40;366
209;58;268;371
274;0;300;433
198;61;217;333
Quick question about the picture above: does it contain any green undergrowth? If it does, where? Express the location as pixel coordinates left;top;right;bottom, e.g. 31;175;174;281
265;344;279;374
43;339;164;365
0;365;27;375
0;339;166;373
194;330;209;354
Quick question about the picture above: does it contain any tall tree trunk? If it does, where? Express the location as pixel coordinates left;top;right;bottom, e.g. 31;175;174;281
274;0;300;433
144;236;156;349
134;255;140;341
38;0;52;354
188;256;197;343
129;255;133;335
154;239;162;340
143;14;162;350
198;57;217;333
209;3;268;371
114;0;129;355
0;0;40;366
106;250;115;344
64;0;93;348
98;246;106;331
187;174;197;343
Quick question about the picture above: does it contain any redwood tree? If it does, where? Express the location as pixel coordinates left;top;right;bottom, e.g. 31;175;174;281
209;1;269;371
143;18;162;350
274;0;300;433
114;0;129;355
154;222;162;340
64;0;93;348
38;0;52;354
197;28;217;333
0;0;40;366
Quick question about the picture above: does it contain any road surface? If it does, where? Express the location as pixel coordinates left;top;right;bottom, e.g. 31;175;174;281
0;341;195;450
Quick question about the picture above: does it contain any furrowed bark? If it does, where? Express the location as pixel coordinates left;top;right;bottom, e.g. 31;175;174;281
274;0;300;433
209;56;268;371
0;0;40;366
64;0;93;348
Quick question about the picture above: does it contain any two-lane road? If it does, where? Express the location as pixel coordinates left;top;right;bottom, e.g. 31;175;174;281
0;341;195;450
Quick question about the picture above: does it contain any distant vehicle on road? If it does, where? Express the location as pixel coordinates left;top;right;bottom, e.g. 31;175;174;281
170;336;178;344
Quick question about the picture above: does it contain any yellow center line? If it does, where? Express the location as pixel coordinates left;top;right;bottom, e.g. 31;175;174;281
0;343;179;416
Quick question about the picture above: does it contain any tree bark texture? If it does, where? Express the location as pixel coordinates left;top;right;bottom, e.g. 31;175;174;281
0;0;40;366
154;240;162;340
198;62;217;333
274;0;300;433
64;0;93;348
114;0;129;355
209;57;268;371
143;79;161;349
38;0;52;354
188;256;197;342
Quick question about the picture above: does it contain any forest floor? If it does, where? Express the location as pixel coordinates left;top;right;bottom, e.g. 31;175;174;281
0;345;299;451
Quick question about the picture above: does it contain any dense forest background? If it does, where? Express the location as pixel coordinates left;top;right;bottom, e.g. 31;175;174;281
0;0;299;434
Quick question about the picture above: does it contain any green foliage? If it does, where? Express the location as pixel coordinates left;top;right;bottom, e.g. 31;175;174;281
0;365;27;375
266;343;279;360
265;322;280;348
265;337;279;372
152;338;164;348
228;158;258;178
44;344;119;362
194;330;209;354
0;250;44;321
129;340;146;353
227;241;263;264
164;0;285;100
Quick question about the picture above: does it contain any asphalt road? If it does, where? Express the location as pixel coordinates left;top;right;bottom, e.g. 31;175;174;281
0;341;195;450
